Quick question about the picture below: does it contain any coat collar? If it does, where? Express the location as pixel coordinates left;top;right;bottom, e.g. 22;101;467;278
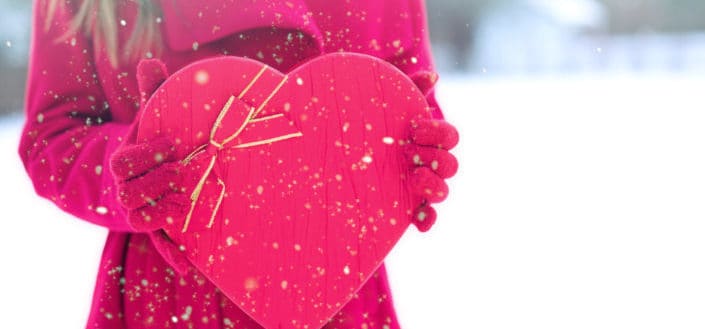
158;0;324;53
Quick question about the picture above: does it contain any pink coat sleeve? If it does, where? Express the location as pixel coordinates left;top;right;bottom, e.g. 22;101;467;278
387;0;444;119
18;2;133;231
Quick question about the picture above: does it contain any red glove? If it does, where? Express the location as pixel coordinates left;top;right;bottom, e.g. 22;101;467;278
110;141;195;276
110;137;191;231
406;119;459;232
109;59;194;232
110;59;196;275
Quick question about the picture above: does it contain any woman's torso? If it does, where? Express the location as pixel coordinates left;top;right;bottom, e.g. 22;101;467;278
86;1;428;328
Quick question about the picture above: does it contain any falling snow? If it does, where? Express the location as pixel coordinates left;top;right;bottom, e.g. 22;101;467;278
4;74;705;328
4;0;703;325
194;70;210;85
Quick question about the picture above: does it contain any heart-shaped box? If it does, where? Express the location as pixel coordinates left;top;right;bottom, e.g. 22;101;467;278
137;53;431;329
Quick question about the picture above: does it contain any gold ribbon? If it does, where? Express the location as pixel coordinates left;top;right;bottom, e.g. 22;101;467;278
179;67;301;233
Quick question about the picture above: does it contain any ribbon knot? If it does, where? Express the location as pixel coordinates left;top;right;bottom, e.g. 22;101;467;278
178;66;299;233
207;141;222;155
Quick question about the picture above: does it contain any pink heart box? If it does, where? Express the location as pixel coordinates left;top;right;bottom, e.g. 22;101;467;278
137;53;431;329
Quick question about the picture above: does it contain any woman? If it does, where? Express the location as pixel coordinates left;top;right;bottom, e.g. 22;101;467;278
19;0;458;328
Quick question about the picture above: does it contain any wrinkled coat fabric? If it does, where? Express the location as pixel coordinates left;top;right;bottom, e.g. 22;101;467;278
19;0;442;328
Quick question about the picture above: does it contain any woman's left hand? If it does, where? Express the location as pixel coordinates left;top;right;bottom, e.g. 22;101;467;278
405;119;459;232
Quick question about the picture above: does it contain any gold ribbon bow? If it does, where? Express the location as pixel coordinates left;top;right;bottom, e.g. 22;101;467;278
180;67;301;233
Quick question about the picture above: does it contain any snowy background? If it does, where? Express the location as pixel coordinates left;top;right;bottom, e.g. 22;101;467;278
2;0;705;328
3;74;705;328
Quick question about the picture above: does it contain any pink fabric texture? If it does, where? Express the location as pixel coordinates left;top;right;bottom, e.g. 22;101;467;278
110;136;192;232
406;119;459;231
19;1;445;328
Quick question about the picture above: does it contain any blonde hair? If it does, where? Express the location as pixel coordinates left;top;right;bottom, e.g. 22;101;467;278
46;0;161;67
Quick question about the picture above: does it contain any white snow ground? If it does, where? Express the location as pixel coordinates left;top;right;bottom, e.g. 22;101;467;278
1;74;704;328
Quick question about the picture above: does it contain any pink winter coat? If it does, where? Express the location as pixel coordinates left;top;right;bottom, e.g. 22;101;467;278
19;1;442;328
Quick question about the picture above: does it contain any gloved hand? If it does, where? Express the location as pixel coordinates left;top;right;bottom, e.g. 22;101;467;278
110;137;191;231
109;59;193;232
110;59;196;275
405;118;459;232
111;138;196;275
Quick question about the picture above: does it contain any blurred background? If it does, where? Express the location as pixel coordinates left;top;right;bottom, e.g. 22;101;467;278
2;1;705;328
429;0;705;74
4;0;705;107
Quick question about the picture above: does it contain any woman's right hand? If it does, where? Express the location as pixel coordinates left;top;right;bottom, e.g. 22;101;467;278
111;134;199;276
109;137;191;232
109;59;196;232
